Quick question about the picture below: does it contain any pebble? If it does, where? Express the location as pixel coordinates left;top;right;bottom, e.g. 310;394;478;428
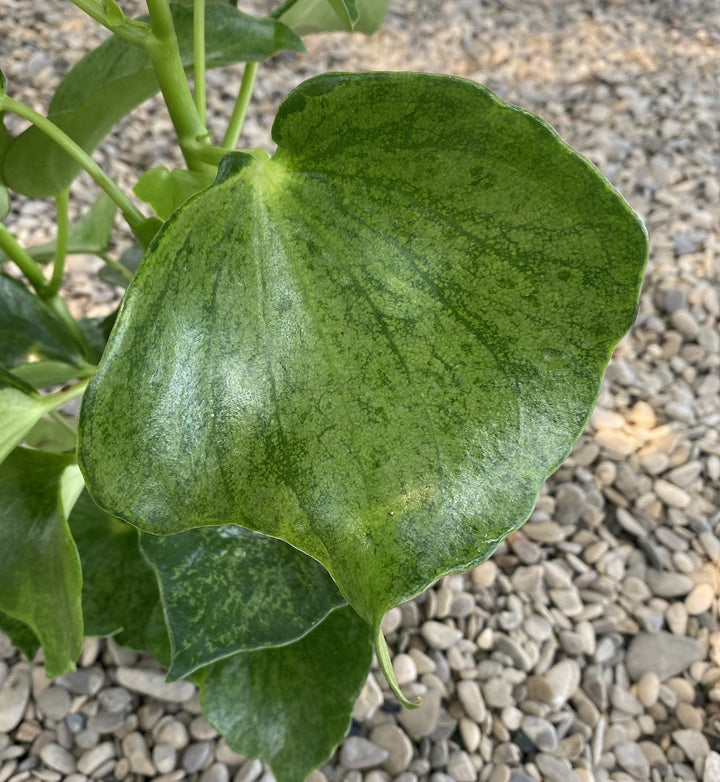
542;659;581;708
153;744;178;774
534;753;580;782
421;622;463;650
201;762;230;782
673;729;711;761
0;667;31;732
35;687;71;721
636;672;660;707
704;752;720;782
369;723;413;773
397;689;441;738
182;741;213;774
76;742;115;775
38;743;75;775
626;632;705;680
116;667;195;702
615;741;650;779
685;583;715;615
457;680;486;722
446;751;476;782
520;715;558;751
339;737;389;770
645;569;693;598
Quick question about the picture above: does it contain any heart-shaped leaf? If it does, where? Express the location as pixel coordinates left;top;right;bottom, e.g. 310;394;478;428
195;605;373;782
2;4;304;197
69;490;159;650
79;73;647;653
141;524;345;679
0;449;84;676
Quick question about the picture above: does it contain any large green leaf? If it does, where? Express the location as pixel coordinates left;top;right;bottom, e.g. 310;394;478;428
69;490;159;649
280;0;386;35
0;191;117;265
195;605;373;782
0;610;40;662
0;273;90;375
133;167;215;220
140;524;345;679
2;4;304;197
79;74;647;642
0;449;84;676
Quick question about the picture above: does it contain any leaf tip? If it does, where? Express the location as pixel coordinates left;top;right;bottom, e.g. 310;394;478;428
374;621;421;710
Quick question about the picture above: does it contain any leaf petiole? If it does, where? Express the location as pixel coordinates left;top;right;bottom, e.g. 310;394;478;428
69;0;149;46
193;0;207;126
47;189;70;298
221;61;259;150
374;625;421;709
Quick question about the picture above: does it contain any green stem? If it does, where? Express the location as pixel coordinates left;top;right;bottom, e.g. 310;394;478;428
48;189;70;298
99;252;134;283
193;0;207;125
69;0;149;46
0;96;147;244
49;409;79;435
145;0;215;173
374;625;421;710
46;378;92;411
269;0;299;18
221;62;259;150
0;223;48;294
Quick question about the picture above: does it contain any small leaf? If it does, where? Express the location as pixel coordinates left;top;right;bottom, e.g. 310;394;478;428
140;524;345;679
2;5;304;197
69;490;159;650
0;186;9;221
133;167;215;220
79;73;647;642
0;368;61;464
0;191;118;265
0;273;90;375
0;448;83;676
23;414;78;454
196;605;373;782
280;0;386;35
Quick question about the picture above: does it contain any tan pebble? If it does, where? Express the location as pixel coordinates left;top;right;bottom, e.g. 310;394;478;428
392;654;417;686
459;717;481;753
472;560;497;588
654;479;691;508
595;429;643;457
685;583;715;615
628;401;657;429
636;672;660;708
676;702;704;730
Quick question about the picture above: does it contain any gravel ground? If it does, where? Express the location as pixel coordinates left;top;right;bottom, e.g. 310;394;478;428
1;1;720;781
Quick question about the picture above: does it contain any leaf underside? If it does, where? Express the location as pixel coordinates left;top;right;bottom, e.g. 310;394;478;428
79;73;648;633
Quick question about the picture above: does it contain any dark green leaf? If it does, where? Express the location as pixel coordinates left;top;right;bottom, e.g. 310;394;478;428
1;5;304;197
133;167;215;220
0;448;84;676
280;0;386;35
79;74;647;638
140;524;345;679
11;360;88;389
98;245;143;289
0;191;118;265
79;311;117;363
196;605;373;782
0;610;40;662
69;490;159;650
0;114;12;187
0;272;90;374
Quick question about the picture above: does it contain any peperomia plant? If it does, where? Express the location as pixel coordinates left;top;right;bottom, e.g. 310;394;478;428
0;2;648;780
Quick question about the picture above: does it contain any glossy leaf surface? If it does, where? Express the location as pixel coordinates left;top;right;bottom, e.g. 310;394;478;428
2;5;304;197
69;491;159;650
0;191;117;265
141;524;345;679
196;605;373;782
79;73;648;632
133;167;215;220
0;449;83;676
0;273;89;373
280;0;386;35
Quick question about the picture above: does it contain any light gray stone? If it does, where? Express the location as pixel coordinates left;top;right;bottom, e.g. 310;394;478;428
704;751;720;782
614;742;649;780
446;751;476;782
421;621;463;650
36;685;71;722
457;680;486;722
534;754;580;782
521;715;558;751
626;632;705;680
153;744;178;774
201;762;230;782
673;729;711;761
76;742;115;775
339;737;389;770
369;723;413;773
0;667;30;732
398;688;442;738
116;667;195;702
183;741;213;774
39;743;75;775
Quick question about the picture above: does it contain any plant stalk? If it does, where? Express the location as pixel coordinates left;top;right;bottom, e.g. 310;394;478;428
193;0;207;125
0;223;48;294
0;96;148;245
222;62;259;150
48;189;70;298
69;0;149;46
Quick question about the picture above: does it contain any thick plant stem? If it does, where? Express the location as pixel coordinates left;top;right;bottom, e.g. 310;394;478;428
48;189;70;298
145;0;216;172
193;0;207;125
0;96;147;244
222;62;259;150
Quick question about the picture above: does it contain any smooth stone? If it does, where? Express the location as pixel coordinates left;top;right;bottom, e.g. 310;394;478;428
521;715;558;751
97;686;132;713
523;521;569;544
636;672;660;707
380;607;402;634
446;751;477;782
610;685;643;715
0;667;31;732
190;716;218;741
182;741;213;773
615;741;650;779
666;602;689;635
398;688;441;738
339;737;389;770
39;743;75;775
472;561;497;588
116;667;195;702
87;708;125;733
685;583;715;615
369;723;413;773
421;621;463;650
524;615;553;642
449;592;475;618
353;674;384;722
153;744;178;774
534;753;580;782
457;680;486;722
482;677;513;709
554;485;586;525
76;742;115;775
626;632;705;680
654;479;691;508
36;686;71;721
704;751;720;782
201;762;230;782
154;716;190;749
672;729;711;761
549;589;583;617
123;731;155;776
509;772;535;782
393;654;418;686
645;569;693;598
544;659;581;708
56;669;104;696
676;702;705;730
234;758;264;782
459;717;481;753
